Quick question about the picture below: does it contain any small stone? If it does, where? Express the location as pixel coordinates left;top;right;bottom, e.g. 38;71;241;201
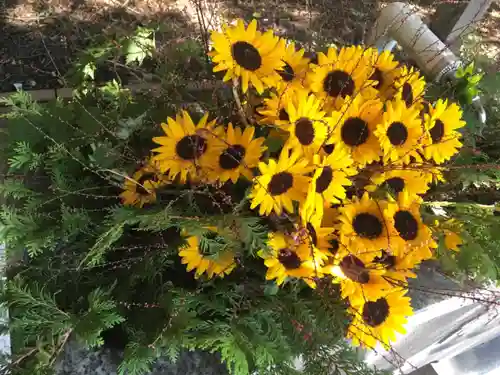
25;79;36;88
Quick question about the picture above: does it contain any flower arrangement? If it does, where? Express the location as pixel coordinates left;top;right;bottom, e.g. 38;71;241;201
119;18;466;350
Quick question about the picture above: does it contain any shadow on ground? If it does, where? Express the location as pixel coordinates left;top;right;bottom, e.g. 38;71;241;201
0;0;196;91
1;0;499;92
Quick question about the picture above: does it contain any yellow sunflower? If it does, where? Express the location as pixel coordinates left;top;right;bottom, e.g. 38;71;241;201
276;42;310;91
422;99;466;164
299;209;338;259
281;91;329;159
179;230;236;279
120;163;166;207
210;19;285;93
339;193;397;255
258;87;302;127
325;251;392;305
205;123;267;183
366;167;433;197
258;232;323;288
249;148;312;216
347;289;413;349
301;152;355;224
152;111;217;184
440;219;463;251
375;98;424;165
366;48;400;100
384;192;436;260
328;96;384;166
373;250;418;283
444;230;462;251
393;65;426;108
309;46;377;110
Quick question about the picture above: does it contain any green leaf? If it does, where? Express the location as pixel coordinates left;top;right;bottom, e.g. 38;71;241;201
264;283;279;296
82;62;96;80
115;112;147;140
125;27;155;65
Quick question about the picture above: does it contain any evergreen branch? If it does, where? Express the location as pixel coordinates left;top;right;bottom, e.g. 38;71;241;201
0;179;37;200
79;222;127;268
236;217;269;256
7;141;43;171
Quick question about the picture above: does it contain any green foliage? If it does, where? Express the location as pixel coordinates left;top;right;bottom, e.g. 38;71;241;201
8;142;43;172
125;27;156;65
455;62;484;105
0;50;377;375
74;287;125;348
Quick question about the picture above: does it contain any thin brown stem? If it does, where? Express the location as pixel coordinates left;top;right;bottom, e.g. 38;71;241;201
231;79;249;127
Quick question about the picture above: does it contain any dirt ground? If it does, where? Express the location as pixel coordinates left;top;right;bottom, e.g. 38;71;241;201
0;0;499;92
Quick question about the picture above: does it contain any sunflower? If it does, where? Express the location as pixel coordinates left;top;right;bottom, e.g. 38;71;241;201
258;87;301;127
444;230;462;251
282;91;330;160
422;99;466;164
210;19;285;93
258;232;323;288
276;42;310;91
366;48;400;100
375;98;424;165
393;65;426;108
120;163;166;207
339;193;396;255
328;96;383;166
179;230;236;279
373;250;418;283
299;209;338;259
384;192;436;260
347;289;413;349
152;111;217;183
366;168;433;197
301;152;355;223
325;251;392;305
205;123;267;183
249;148;312;216
309;46;377;110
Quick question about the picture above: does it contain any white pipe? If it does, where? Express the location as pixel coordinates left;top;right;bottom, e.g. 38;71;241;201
368;2;461;81
368;2;486;125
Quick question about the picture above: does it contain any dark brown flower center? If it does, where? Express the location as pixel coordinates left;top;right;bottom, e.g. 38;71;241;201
136;172;156;195
279;108;290;122
339;255;370;284
374;250;396;270
219;144;246;170
295;118;315;146
315;166;333;194
323;70;355;98
176;135;208;160
231;41;262;71
341;117;369;146
323;143;335;154
387;122;408;146
383;177;405;194
394;210;418;241
369;68;384;90
402;82;414;107
268;172;293;196
362;298;390;327
278;248;302;269
421;101;431;116
430;119;445;143
279;62;295;82
353;213;383;239
329;238;340;256
306;222;317;246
